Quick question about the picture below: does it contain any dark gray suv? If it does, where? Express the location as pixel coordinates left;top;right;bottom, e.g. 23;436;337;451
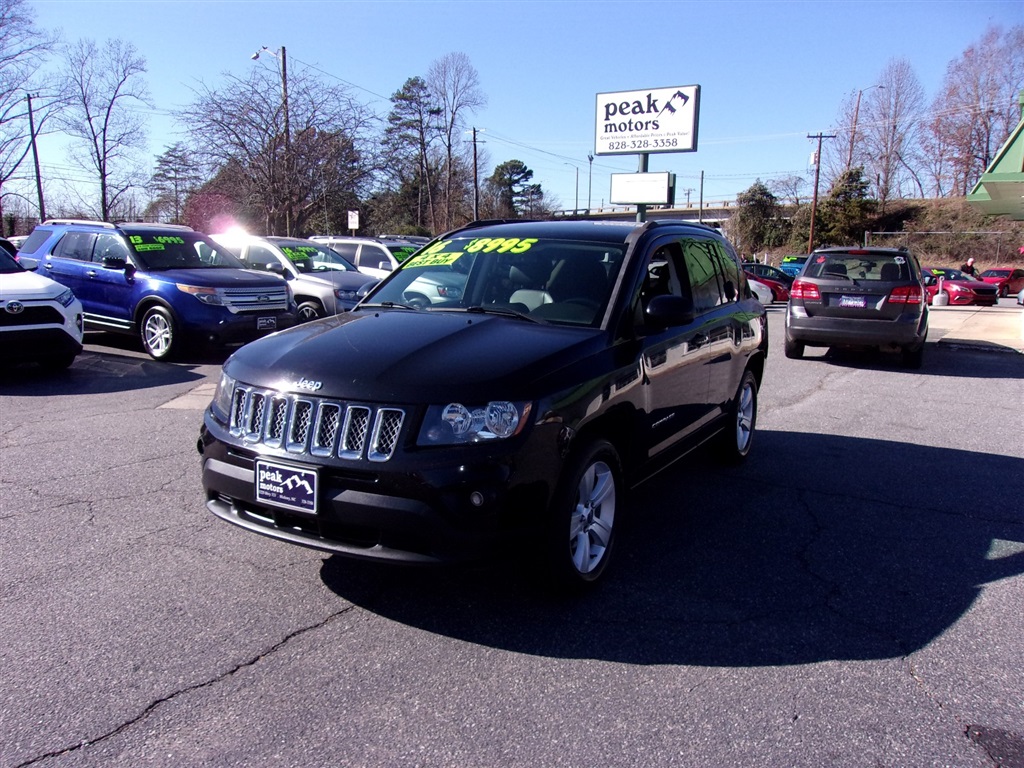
784;246;928;368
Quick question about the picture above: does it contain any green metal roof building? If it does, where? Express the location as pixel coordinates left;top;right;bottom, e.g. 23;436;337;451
968;91;1024;220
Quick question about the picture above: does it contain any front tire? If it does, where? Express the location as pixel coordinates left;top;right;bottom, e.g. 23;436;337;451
544;439;621;589
297;300;324;322
140;306;176;360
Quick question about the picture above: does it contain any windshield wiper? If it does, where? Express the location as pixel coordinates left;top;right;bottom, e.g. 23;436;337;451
461;305;547;324
359;301;422;311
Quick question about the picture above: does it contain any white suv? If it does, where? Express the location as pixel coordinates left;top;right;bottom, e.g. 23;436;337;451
0;248;84;370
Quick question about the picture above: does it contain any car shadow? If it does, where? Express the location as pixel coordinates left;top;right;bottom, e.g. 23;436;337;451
319;430;1024;666
806;345;1024;379
0;348;213;396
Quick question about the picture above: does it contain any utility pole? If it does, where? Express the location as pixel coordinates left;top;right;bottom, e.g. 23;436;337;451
587;153;593;214
807;133;835;253
26;93;45;223
472;127;479;220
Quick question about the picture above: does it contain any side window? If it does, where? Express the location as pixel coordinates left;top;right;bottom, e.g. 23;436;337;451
330;242;358;261
52;232;97;262
709;240;740;302
246;245;280;271
680;238;724;312
93;234;130;264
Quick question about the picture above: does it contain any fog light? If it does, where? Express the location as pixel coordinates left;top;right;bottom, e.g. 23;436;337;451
469;491;485;507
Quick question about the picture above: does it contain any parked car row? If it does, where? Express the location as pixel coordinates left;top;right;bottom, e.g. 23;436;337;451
5;219;429;366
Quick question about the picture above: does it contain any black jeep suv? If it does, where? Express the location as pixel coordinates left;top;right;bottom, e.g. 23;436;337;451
199;219;768;587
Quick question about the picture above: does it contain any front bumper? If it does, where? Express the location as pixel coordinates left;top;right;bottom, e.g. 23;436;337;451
198;419;561;564
182;310;298;348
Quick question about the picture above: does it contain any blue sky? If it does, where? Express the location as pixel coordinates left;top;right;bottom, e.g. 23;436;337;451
30;0;1024;216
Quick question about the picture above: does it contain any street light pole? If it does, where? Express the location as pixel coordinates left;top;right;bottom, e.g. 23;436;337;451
845;84;883;172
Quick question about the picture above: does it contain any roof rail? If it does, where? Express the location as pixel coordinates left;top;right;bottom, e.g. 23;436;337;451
115;221;194;231
42;218;115;228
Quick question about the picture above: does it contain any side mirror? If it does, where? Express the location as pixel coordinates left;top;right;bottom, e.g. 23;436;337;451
723;279;736;301
103;256;127;270
645;293;695;330
378;260;393;272
923;276;935;287
265;261;286;275
18;256;39;271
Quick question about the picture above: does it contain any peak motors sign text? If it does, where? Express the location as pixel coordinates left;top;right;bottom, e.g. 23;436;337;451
595;85;700;156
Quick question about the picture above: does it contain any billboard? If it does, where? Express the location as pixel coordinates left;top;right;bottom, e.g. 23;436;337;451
595;85;700;156
610;172;675;205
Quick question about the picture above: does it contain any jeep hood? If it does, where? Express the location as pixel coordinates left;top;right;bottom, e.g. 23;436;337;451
225;308;606;402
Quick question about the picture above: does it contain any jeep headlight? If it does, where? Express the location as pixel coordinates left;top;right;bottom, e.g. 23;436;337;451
417;401;531;445
211;370;237;423
177;283;225;305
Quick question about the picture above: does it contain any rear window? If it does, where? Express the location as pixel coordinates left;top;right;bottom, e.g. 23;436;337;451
803;252;912;281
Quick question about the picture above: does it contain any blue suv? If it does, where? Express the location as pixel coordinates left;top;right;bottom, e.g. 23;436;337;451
16;220;297;359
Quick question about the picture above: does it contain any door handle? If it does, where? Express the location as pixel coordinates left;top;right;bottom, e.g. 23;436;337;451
86;270;97;277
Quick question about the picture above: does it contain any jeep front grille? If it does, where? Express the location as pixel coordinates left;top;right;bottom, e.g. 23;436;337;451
229;386;405;462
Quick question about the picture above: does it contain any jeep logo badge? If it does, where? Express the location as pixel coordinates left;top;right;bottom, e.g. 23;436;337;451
4;301;24;314
295;378;323;392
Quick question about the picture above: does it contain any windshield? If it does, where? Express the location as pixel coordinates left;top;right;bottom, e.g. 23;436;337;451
929;268;972;281
979;269;1009;278
386;243;421;263
362;234;627;327
126;232;245;271
273;240;359;272
0;249;23;272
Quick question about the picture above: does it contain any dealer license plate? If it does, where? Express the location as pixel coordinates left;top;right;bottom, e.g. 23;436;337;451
257;317;277;330
255;459;317;514
838;295;866;308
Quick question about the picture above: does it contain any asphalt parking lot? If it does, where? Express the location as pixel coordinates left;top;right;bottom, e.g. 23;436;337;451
1;303;1022;767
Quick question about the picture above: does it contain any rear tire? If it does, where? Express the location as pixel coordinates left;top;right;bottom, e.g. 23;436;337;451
717;370;758;464
901;344;924;369
140;306;176;360
784;335;804;359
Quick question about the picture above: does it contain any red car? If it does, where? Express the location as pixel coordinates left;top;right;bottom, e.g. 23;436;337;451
978;267;1024;298
921;267;999;306
744;270;789;302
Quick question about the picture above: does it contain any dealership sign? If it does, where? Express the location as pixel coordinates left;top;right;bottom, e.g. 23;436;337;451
595;85;700;156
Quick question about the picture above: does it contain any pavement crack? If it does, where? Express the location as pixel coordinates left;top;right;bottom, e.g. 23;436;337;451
12;606;358;768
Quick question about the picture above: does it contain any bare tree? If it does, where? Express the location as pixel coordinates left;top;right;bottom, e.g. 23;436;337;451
58;38;150;220
927;24;1024;196
0;0;59;228
181;64;378;236
858;58;925;209
427;52;486;231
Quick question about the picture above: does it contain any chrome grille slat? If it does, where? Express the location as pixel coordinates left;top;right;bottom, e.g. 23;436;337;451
226;386;403;462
